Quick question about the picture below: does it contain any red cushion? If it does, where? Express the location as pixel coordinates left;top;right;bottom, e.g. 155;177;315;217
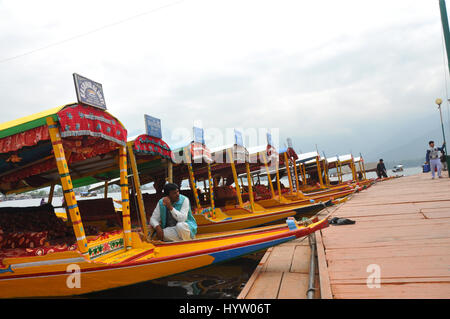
0;231;48;249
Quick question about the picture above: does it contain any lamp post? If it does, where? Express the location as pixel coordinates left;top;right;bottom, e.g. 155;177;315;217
435;98;450;176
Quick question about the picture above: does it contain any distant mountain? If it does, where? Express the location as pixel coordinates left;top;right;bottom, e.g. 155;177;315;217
363;112;448;164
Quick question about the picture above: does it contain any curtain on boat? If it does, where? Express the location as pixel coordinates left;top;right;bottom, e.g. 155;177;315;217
0;125;50;154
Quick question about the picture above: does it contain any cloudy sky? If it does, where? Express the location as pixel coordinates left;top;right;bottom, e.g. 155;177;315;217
1;0;450;161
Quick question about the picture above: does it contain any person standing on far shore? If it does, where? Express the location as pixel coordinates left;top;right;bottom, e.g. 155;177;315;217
376;159;387;179
426;140;445;179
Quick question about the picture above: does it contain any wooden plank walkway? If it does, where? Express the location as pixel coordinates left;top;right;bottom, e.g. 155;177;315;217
237;205;342;299
237;236;320;299
238;172;450;299
320;172;450;299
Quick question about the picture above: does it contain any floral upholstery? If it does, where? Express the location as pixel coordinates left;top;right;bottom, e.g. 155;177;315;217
0;204;74;245
0;231;48;249
253;185;272;200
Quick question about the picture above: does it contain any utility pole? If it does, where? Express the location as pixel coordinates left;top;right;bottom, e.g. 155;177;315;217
438;0;450;175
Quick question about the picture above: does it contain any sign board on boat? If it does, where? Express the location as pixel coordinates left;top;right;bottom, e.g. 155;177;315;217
287;137;293;148
144;114;162;139
193;126;205;145
234;129;244;146
267;132;272;146
73;73;107;110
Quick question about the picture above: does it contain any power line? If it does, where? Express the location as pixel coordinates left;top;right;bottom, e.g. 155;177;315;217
0;0;185;64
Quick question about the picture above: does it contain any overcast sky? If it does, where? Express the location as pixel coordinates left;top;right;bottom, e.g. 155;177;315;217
1;0;450;160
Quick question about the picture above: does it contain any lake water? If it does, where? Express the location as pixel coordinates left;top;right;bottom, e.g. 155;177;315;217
0;167;425;298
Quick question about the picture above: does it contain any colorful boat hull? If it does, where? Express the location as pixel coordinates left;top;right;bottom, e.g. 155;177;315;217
0;217;328;298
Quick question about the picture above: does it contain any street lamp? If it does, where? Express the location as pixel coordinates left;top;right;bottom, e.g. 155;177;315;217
435;98;450;177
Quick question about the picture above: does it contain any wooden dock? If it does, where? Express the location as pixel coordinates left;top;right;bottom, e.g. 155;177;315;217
238;172;450;299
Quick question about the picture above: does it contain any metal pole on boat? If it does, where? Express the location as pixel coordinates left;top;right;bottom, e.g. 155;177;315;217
48;183;55;204
228;148;244;207
337;157;343;183
284;152;294;194
293;159;301;197
167;161;173;183
360;153;367;180
301;163;307;186
322;152;331;187
207;162;216;218
185;148;201;211
261;151;276;199
245;162;256;212
104;181;108;198
275;159;282;198
119;146;133;250
127;142;149;240
315;156;324;188
350;155;357;182
46;117;89;258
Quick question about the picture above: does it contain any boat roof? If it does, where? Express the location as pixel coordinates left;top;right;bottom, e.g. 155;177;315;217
338;154;353;163
131;134;174;162
0;103;128;194
0;106;63;139
210;144;249;165
296;151;319;164
172;141;212;164
246;145;267;155
326;156;338;163
0;103;125;140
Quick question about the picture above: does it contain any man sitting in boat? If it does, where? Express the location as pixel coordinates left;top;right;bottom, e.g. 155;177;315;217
150;183;197;242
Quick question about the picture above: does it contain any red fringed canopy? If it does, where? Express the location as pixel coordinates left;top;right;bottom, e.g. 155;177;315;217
133;134;174;161
0;104;127;188
58;104;127;146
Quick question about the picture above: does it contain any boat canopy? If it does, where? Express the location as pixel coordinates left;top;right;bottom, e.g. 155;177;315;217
338;154;353;164
326;156;338;163
172;141;212;164
296;151;319;164
247;144;278;165
0;103;127;194
133;134;174;161
84;133;176;192
278;146;298;165
210;144;249;164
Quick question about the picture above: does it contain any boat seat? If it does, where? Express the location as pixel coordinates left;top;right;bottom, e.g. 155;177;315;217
77;198;122;228
214;186;237;206
129;193;160;225
0;204;76;247
0;243;78;268
253;185;272;200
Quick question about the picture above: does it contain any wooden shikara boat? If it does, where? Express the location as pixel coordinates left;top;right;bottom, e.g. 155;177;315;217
244;145;355;209
185;141;333;233
291;151;375;195
77;135;306;235
0;104;329;297
140;139;316;234
0;216;328;297
325;154;376;190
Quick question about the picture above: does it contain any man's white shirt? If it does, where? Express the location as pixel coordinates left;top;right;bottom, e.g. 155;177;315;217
150;198;190;229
